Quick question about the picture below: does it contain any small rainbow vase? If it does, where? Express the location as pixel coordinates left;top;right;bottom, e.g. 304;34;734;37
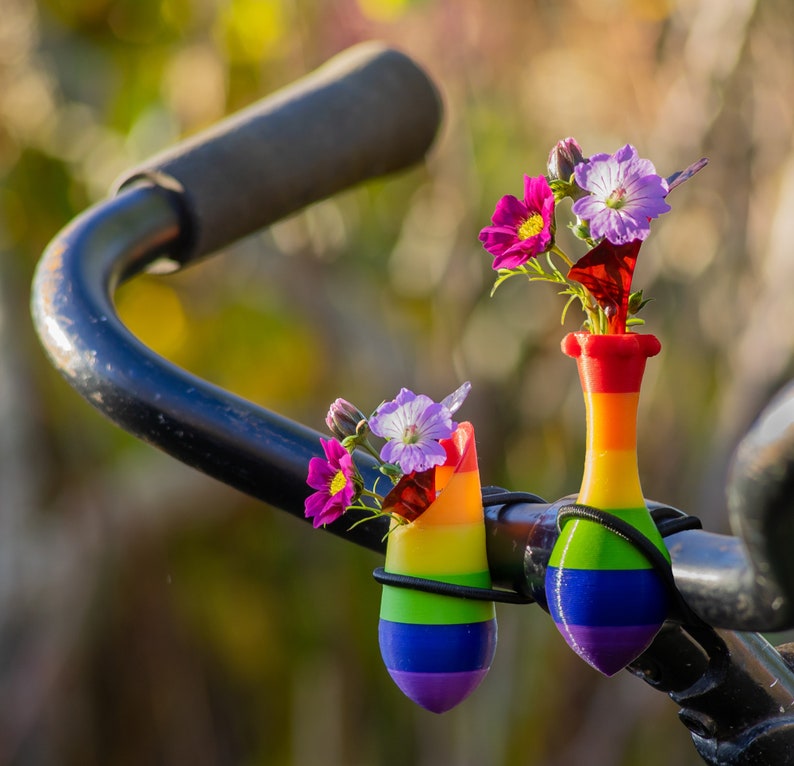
378;421;497;713
545;332;669;676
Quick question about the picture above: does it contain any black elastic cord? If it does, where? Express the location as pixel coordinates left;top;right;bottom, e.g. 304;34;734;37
481;486;547;506
372;567;532;604
650;505;703;537
369;486;542;604
557;503;706;626
557;504;676;589
370;491;705;621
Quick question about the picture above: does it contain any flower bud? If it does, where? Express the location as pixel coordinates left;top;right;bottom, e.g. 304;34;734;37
628;289;651;316
570;218;591;242
547;137;586;182
326;398;368;440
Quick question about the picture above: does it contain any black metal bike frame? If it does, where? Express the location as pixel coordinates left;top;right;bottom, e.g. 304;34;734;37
30;44;794;766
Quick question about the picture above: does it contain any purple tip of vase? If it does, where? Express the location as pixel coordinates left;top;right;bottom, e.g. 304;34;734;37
556;623;662;676
385;668;490;714
378;619;497;711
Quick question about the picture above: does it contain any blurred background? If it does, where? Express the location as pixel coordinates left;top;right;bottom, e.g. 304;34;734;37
3;0;794;763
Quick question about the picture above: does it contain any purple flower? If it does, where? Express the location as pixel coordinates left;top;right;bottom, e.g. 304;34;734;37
304;438;357;528
572;144;670;245
479;175;555;270
369;388;457;474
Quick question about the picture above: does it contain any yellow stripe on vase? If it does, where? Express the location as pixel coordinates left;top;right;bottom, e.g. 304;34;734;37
384;522;490;576
577;449;644;510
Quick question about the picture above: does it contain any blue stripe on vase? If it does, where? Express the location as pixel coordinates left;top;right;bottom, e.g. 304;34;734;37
546;566;667;627
378;618;497;673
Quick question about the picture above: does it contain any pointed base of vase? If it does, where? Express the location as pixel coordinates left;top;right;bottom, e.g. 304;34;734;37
555;622;662;676
385;668;489;714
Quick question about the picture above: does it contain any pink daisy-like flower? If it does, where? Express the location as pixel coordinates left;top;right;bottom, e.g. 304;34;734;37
304;438;357;528
479;174;555;270
369;388;457;474
572;144;671;245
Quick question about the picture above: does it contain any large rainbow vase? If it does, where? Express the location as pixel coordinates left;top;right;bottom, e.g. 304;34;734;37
378;421;497;713
545;332;669;676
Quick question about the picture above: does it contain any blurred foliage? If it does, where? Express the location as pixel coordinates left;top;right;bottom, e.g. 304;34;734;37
4;0;794;764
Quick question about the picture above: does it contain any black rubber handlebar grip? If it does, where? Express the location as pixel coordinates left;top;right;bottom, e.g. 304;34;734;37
114;42;442;265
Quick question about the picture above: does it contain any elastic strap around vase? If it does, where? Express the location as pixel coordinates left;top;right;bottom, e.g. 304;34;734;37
371;488;544;604
556;503;705;627
372;568;533;604
369;492;704;618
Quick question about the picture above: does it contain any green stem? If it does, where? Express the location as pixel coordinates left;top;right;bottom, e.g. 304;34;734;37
345;507;407;533
550;244;575;269
359;439;383;463
360;487;384;503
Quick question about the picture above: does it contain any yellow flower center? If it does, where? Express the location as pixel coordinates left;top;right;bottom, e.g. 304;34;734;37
329;470;348;496
518;213;544;240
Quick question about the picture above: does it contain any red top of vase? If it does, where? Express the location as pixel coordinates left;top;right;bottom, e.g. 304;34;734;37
562;331;661;394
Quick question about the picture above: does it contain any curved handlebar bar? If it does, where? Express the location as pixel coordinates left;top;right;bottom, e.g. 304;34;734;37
32;42;440;554
29;43;794;765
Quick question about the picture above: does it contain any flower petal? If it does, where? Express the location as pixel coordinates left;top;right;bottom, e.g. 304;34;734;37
381;469;436;522
568;239;642;332
490;194;527;227
306;455;336;491
440;381;471;415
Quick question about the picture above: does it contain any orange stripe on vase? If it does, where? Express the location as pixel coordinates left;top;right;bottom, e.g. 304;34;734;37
584;392;639;452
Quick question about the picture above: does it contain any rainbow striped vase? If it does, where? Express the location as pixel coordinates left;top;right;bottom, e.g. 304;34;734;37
545;332;669;676
378;421;497;713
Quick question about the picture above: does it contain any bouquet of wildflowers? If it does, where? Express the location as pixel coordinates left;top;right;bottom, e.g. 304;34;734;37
479;138;707;334
304;383;470;529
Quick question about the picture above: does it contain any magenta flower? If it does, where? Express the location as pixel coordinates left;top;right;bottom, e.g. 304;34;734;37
304;438;357;528
479;174;555;269
369;388;457;474
572;144;670;245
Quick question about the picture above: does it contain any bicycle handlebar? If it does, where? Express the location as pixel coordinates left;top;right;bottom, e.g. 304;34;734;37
29;43;794;766
114;42;441;265
726;382;794;624
31;43;441;553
